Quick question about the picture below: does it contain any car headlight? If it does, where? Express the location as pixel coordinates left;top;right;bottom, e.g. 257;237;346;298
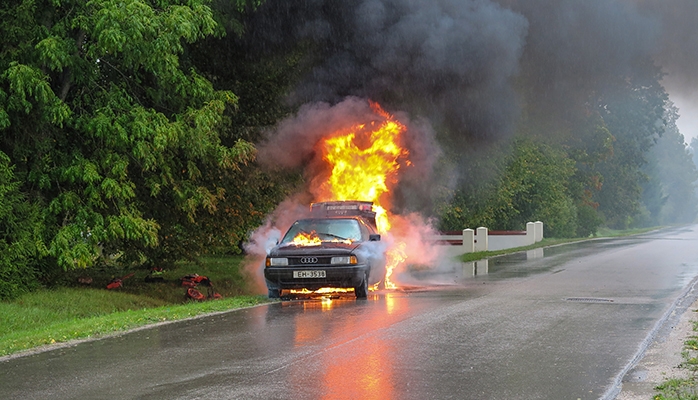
331;255;358;265
266;257;288;267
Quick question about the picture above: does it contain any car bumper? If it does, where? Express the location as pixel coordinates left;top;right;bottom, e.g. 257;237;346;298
264;265;368;290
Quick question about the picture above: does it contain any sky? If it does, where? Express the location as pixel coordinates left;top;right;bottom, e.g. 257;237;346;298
667;88;698;145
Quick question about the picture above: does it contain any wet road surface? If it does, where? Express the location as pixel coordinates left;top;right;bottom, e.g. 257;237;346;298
2;226;698;399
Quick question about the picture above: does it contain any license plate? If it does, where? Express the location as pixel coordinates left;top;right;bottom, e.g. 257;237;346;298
293;270;326;278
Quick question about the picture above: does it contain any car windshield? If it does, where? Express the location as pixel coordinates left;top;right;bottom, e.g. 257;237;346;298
281;219;362;244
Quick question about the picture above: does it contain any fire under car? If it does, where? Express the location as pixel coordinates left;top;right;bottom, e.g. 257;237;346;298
264;201;386;299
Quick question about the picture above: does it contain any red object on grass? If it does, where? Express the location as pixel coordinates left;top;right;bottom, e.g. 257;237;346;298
186;288;206;301
106;273;135;289
106;279;122;289
181;274;222;300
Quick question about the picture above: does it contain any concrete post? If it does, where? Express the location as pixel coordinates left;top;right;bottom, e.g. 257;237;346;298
462;228;475;253
526;222;535;245
534;221;544;242
475;227;488;252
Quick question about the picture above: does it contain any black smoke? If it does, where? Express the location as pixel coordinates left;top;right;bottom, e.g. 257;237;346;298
246;0;698;213
244;0;698;139
245;0;528;144
632;0;698;92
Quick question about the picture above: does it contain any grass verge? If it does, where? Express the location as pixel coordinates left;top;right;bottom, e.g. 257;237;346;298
0;255;269;358
458;237;586;263
0;293;266;357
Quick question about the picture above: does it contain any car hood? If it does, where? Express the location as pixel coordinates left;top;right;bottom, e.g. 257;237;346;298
270;241;361;256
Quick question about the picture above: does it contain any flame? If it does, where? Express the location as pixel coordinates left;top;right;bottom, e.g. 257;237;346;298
290;231;354;247
384;242;407;290
318;102;408;289
290;287;354;294
291;231;322;247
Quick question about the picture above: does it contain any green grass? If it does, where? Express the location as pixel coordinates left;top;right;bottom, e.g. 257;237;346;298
0;255;269;357
655;378;698;400
0;293;266;357
596;226;660;237
457;237;587;263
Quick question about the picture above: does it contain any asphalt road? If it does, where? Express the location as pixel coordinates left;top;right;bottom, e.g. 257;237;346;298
2;226;698;400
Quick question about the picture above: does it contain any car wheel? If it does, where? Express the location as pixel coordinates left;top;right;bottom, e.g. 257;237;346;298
354;274;368;299
268;288;281;299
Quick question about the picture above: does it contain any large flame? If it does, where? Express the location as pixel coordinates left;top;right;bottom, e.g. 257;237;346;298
317;102;408;289
290;231;322;247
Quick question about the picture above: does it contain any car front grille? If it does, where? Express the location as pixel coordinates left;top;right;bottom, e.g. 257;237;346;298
287;256;333;266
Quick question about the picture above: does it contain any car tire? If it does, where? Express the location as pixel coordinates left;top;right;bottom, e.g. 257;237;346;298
354;274;368;299
268;288;281;299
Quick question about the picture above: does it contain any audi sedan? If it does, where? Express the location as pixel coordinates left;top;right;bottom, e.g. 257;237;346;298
263;214;384;299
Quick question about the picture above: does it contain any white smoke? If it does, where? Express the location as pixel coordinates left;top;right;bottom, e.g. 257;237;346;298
242;196;312;293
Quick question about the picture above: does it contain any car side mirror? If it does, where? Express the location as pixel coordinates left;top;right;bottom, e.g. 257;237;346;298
369;234;381;241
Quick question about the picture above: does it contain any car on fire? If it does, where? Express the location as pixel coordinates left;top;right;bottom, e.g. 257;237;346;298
264;201;385;299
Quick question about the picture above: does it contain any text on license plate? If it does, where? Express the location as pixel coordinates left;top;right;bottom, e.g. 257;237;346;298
293;270;326;278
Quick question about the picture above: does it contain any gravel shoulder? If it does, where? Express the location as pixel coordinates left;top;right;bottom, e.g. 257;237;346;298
616;298;698;399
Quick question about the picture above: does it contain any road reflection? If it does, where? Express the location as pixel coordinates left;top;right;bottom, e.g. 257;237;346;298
279;292;408;399
320;333;395;400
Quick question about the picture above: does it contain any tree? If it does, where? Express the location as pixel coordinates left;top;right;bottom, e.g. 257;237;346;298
438;138;579;238
592;60;668;228
0;150;43;299
491;138;578;237
0;0;255;272
640;103;698;225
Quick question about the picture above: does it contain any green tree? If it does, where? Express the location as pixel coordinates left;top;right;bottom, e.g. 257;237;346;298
0;151;43;299
491;138;578;237
152;0;308;261
438;138;579;238
0;0;255;273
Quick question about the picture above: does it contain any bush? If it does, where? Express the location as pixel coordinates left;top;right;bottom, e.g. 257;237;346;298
575;203;603;237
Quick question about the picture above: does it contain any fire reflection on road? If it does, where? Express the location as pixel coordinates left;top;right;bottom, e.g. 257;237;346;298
320;334;395;400
282;292;408;399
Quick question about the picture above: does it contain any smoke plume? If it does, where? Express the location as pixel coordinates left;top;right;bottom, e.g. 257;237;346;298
245;0;698;142
246;0;528;144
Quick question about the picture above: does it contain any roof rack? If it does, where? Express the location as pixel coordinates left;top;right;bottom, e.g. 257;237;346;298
310;201;376;224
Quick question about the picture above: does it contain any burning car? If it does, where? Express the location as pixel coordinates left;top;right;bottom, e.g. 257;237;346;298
264;201;385;299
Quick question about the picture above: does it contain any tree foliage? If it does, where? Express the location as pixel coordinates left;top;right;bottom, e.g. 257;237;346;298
0;0;255;277
0;150;43;299
438;138;581;238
